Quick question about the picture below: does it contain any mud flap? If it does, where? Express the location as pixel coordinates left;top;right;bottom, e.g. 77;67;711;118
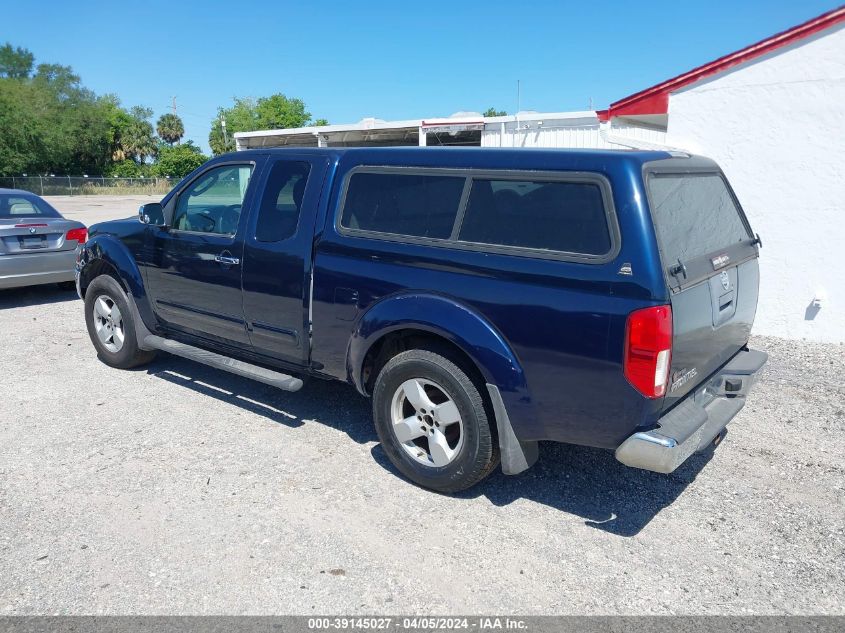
124;290;155;351
486;384;539;475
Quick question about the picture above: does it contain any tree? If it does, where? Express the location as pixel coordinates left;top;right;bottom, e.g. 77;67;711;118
209;97;258;155
99;94;134;161
153;141;208;178
120;106;158;164
0;78;40;174
255;94;310;129
156;113;184;145
0;59;113;175
32;63;82;99
312;118;329;126
0;45;202;177
0;43;34;79
483;107;507;117
208;93;315;155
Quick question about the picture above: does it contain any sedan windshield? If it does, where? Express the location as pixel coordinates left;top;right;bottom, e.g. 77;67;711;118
0;193;62;219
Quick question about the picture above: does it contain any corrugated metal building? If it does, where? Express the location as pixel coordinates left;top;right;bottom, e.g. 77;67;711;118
234;111;628;150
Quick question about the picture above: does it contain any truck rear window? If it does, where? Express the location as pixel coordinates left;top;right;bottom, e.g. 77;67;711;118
648;173;750;265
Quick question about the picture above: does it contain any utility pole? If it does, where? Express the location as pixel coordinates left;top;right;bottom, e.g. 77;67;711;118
221;116;229;149
171;96;177;115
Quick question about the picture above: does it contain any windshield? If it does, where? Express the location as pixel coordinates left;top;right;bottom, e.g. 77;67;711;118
648;173;751;266
0;193;62;219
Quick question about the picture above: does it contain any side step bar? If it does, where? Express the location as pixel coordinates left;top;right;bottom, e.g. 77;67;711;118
143;335;304;392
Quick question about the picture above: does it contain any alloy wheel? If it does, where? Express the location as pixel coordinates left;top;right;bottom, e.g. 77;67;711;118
92;294;125;353
390;378;464;467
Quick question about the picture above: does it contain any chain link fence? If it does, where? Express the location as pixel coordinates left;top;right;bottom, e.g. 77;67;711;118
0;176;178;196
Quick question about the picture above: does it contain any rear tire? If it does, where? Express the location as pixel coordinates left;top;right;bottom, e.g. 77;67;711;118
84;275;156;369
372;348;499;493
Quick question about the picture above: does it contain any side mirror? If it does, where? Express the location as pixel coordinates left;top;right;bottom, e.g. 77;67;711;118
139;203;165;226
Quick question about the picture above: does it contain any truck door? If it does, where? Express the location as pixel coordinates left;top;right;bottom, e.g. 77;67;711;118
145;160;263;346
241;155;329;365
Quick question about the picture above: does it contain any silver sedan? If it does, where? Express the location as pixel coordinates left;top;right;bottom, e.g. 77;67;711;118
0;189;87;290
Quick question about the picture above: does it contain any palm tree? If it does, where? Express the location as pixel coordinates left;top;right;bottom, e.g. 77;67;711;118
121;107;158;163
156;113;185;145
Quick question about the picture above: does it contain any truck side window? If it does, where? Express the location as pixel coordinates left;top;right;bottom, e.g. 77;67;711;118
173;164;253;235
255;160;311;242
340;172;465;239
458;179;611;255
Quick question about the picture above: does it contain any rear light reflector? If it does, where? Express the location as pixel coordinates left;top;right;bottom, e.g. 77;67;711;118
66;227;88;244
15;223;48;228
624;305;673;399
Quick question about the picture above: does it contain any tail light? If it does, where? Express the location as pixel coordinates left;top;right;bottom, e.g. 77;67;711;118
66;227;88;244
624;305;672;398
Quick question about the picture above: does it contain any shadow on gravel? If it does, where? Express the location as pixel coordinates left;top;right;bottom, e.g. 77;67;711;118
0;284;79;309
146;355;375;444
483;441;713;537
371;438;716;538
144;354;712;537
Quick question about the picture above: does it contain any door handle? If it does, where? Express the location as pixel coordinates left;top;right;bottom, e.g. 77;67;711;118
214;255;240;265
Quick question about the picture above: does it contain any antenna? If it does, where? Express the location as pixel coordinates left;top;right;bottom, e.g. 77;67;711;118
171;96;177;115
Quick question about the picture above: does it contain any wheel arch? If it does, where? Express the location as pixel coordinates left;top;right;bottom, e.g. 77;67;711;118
77;235;156;331
78;257;122;294
351;293;539;476
348;292;529;401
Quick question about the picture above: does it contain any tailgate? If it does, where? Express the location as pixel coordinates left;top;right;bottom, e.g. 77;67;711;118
645;165;761;411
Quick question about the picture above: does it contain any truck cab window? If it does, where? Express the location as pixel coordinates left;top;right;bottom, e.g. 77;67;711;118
173;164;253;235
255;161;311;242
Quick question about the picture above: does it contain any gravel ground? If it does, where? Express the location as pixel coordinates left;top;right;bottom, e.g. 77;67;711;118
0;283;842;615
0;197;843;614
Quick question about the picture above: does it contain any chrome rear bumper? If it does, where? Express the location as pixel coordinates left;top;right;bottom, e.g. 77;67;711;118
615;348;768;474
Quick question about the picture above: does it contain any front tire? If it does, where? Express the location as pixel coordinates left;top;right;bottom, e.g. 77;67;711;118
84;275;156;369
372;348;499;493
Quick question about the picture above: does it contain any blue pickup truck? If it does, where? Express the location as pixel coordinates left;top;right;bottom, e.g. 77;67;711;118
77;147;766;492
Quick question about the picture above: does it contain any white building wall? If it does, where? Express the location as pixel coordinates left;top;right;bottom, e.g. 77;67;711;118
609;119;668;146
481;118;615;148
665;24;845;342
480;116;670;150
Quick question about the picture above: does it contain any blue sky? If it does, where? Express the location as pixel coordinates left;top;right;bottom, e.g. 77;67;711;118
1;0;838;153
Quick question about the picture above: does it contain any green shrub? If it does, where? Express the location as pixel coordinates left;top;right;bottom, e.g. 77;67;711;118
152;142;208;179
105;159;152;177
